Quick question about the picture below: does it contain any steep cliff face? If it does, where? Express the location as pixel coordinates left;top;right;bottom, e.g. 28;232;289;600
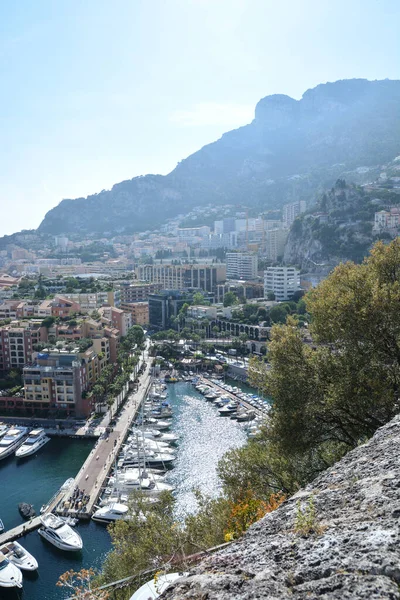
284;174;400;268
163;415;400;599
38;79;400;235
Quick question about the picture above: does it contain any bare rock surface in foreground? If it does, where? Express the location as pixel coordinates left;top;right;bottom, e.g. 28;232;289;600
163;416;400;599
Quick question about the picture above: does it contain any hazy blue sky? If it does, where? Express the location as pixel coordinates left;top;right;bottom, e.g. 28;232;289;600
1;0;399;236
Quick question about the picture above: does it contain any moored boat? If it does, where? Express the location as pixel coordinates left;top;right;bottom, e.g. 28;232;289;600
38;513;83;552
16;428;50;458
92;502;130;524
0;426;28;460
18;503;35;520
0;540;38;571
0;551;23;588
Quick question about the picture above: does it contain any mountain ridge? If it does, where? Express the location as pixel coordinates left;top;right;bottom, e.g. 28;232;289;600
38;78;400;235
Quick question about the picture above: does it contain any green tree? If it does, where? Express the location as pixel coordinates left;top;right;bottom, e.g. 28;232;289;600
192;292;207;305
223;291;239;307
246;239;400;490
41;316;55;329
269;304;288;324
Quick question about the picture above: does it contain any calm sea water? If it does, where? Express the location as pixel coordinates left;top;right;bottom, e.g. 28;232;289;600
166;381;248;518
0;438;111;600
0;381;249;599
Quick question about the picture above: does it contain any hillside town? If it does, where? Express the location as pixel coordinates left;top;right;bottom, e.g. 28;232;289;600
1;6;400;593
2;182;400;423
0;200;309;419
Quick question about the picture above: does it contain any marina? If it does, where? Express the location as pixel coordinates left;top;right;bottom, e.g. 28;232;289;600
0;370;263;597
195;375;269;417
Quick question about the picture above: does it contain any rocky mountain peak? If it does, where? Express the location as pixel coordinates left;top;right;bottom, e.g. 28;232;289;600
254;94;298;127
37;78;400;236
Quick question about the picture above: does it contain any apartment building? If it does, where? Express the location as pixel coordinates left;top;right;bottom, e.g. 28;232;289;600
120;283;162;303
265;228;289;261
50;296;82;318
35;299;53;318
148;291;191;331
0;325;46;370
59;290;120;312
226;253;258;280
372;208;400;232
137;264;226;293
216;281;264;303
0;300;21;320
282;200;307;228
177;226;211;243
264;267;300;301
148;290;214;330
120;302;149;326
99;306;132;337
23;351;90;417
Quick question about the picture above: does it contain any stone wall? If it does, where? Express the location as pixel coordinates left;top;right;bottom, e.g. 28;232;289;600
163;415;400;599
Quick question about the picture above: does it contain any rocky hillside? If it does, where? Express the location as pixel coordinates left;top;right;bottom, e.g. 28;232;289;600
163;415;400;599
38;78;400;235
284;169;400;268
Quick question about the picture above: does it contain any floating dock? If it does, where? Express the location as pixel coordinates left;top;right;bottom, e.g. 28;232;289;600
197;375;267;416
0;479;69;544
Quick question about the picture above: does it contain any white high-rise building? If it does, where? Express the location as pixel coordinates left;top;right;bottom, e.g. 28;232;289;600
264;267;300;301
226;253;258;280
265;229;289;261
282;201;307;228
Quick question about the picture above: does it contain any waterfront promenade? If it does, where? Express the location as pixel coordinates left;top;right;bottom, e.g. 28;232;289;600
57;346;153;517
0;343;153;542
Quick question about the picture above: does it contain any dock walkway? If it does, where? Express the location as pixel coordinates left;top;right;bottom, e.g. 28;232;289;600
0;517;41;545
57;348;153;518
198;376;266;417
0;479;69;544
0;344;153;542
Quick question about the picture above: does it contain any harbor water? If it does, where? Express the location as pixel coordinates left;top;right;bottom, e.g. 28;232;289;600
0;438;111;600
0;380;249;599
167;381;248;518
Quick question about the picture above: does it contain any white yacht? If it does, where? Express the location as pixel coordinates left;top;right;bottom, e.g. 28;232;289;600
110;469;165;486
119;450;175;468
218;403;238;416
125;439;173;453
0;424;8;438
0;540;38;571
0;551;23;588
92;502;129;524
16;428;50;458
38;513;83;551
0;426;28;460
109;472;174;496
138;418;171;431
142;429;179;444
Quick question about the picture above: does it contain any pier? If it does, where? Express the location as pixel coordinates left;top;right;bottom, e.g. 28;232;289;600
0;479;69;544
55;351;153;518
197;375;267;417
0;345;153;543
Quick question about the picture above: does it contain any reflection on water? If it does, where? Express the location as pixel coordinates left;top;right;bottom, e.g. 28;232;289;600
166;382;248;518
0;381;250;598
